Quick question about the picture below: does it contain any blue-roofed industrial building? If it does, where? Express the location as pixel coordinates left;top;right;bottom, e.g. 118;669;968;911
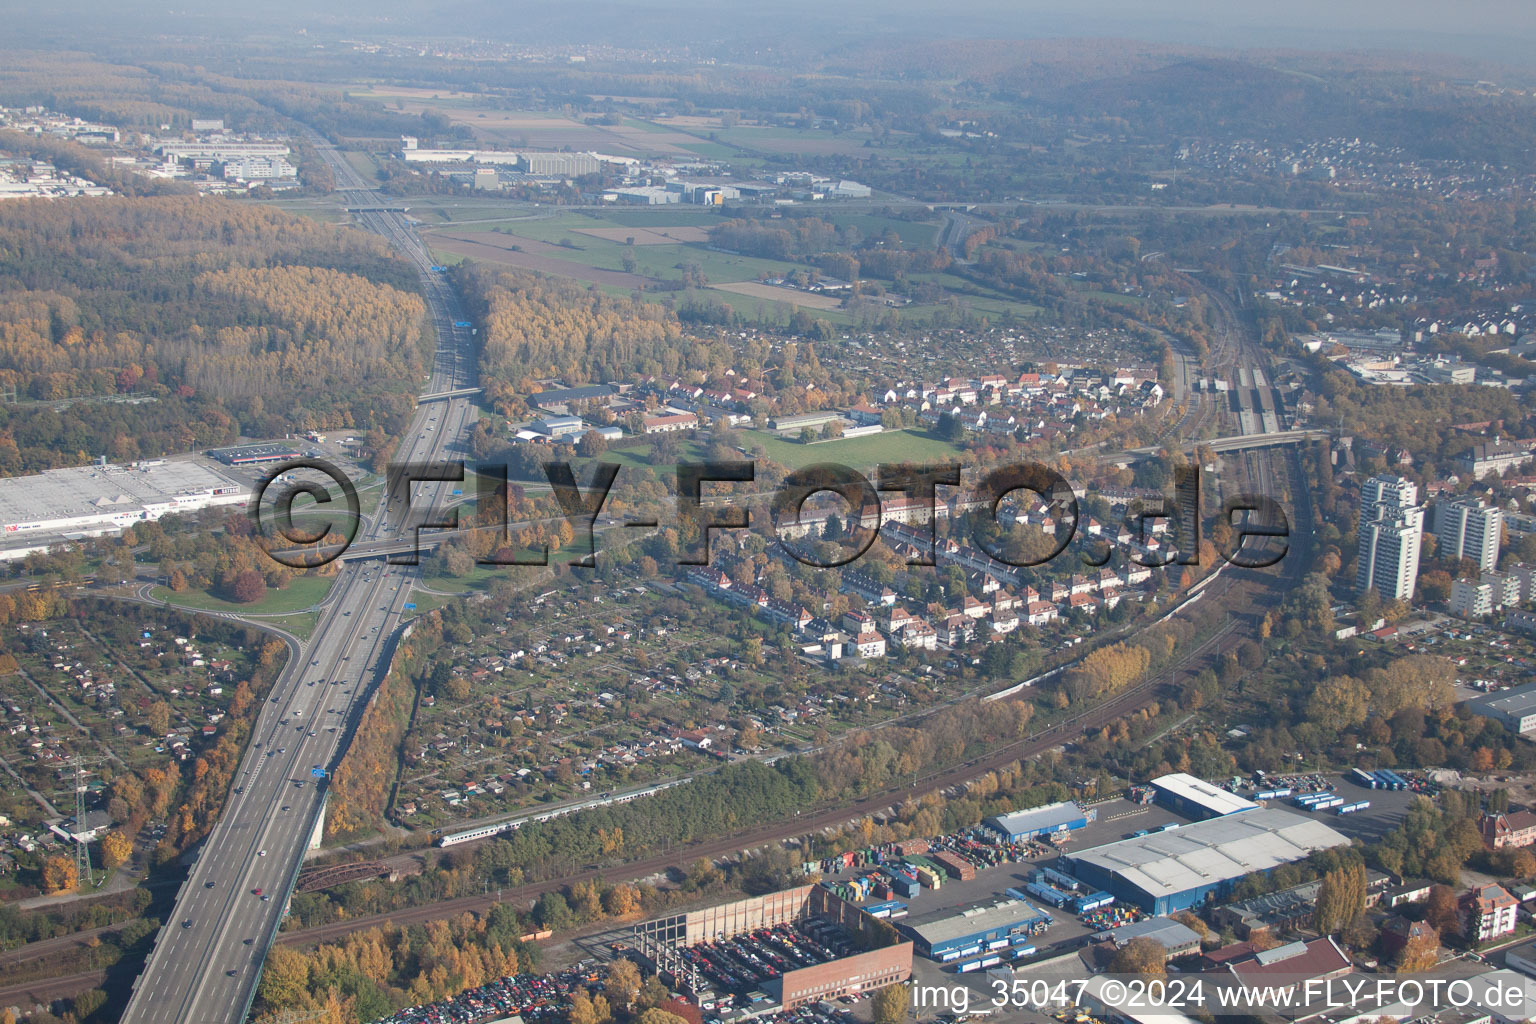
899;896;1052;962
982;801;1093;844
1061;809;1350;916
1149;772;1258;820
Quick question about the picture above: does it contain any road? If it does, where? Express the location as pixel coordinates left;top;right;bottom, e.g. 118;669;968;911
116;135;481;1024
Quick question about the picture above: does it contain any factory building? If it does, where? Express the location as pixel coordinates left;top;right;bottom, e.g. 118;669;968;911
630;885;912;1011
899;895;1051;961
1149;773;1257;820
1061;809;1351;916
519;152;601;176
0;460;248;560
608;186;679;205
982;801;1094;844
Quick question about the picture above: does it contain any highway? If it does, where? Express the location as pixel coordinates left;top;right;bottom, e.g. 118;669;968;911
118;135;481;1024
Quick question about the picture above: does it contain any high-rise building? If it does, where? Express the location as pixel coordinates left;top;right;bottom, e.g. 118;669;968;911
1357;475;1422;601
1434;498;1503;572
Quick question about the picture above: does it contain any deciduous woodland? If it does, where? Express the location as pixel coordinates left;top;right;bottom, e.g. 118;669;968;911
0;198;431;473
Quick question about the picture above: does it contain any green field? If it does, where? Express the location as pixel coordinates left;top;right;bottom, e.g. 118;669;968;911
741;428;965;471
150;574;337;616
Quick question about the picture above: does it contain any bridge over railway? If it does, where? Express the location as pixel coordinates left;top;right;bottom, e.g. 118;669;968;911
1105;428;1331;464
295;860;390;893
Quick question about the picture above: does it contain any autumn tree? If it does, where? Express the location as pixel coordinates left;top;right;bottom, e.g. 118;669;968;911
872;982;910;1024
99;830;132;869
1109;937;1167;977
1424;885;1461;938
1313;864;1368;934
41;854;78;893
637;1010;688;1024
146;701;171;736
603;959;642;1010
226;569;267;604
1396;930;1440;973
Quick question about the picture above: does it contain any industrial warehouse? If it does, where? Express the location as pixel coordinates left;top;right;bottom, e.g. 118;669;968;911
982;800;1094;843
899;895;1052;962
0;458;247;560
1061;808;1352;915
1146;772;1259;819
629;885;912;1016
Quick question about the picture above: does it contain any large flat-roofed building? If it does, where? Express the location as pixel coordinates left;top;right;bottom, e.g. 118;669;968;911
982;801;1093;844
530;384;619;415
157;141;290;161
769;411;845;433
0;459;247;559
1469;683;1536;736
207;442;302;466
1061;809;1351;916
899;895;1051;961
1457;441;1536;480
1149;773;1258;820
518;152;600;177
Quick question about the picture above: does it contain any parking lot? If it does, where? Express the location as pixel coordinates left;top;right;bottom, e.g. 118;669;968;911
686;920;854;1009
1267;770;1422;844
371;959;610;1023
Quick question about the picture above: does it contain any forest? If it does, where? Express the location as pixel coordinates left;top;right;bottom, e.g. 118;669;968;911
0;198;431;472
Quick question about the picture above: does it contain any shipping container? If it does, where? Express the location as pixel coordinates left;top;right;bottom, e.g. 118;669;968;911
933;850;977;881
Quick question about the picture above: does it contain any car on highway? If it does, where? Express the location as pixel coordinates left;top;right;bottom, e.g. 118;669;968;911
205;881;215;888
261;894;272;902
252;887;263;896
227;969;239;977
182;919;193;928
280;805;290;811
258;849;267;857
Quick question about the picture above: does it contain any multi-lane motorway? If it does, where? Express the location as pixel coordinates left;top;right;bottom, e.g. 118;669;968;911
119;137;481;1024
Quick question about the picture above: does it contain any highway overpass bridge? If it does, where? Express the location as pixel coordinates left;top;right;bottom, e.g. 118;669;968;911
419;386;484;402
267;538;443;565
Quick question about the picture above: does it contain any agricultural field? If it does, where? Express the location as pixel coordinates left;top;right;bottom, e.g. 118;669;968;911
343;88;704;157
416;205;1030;325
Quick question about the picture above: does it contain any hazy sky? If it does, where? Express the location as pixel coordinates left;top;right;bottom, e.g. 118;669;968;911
12;0;1536;66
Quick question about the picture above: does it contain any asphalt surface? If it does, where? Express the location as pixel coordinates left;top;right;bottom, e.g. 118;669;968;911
116;137;481;1024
